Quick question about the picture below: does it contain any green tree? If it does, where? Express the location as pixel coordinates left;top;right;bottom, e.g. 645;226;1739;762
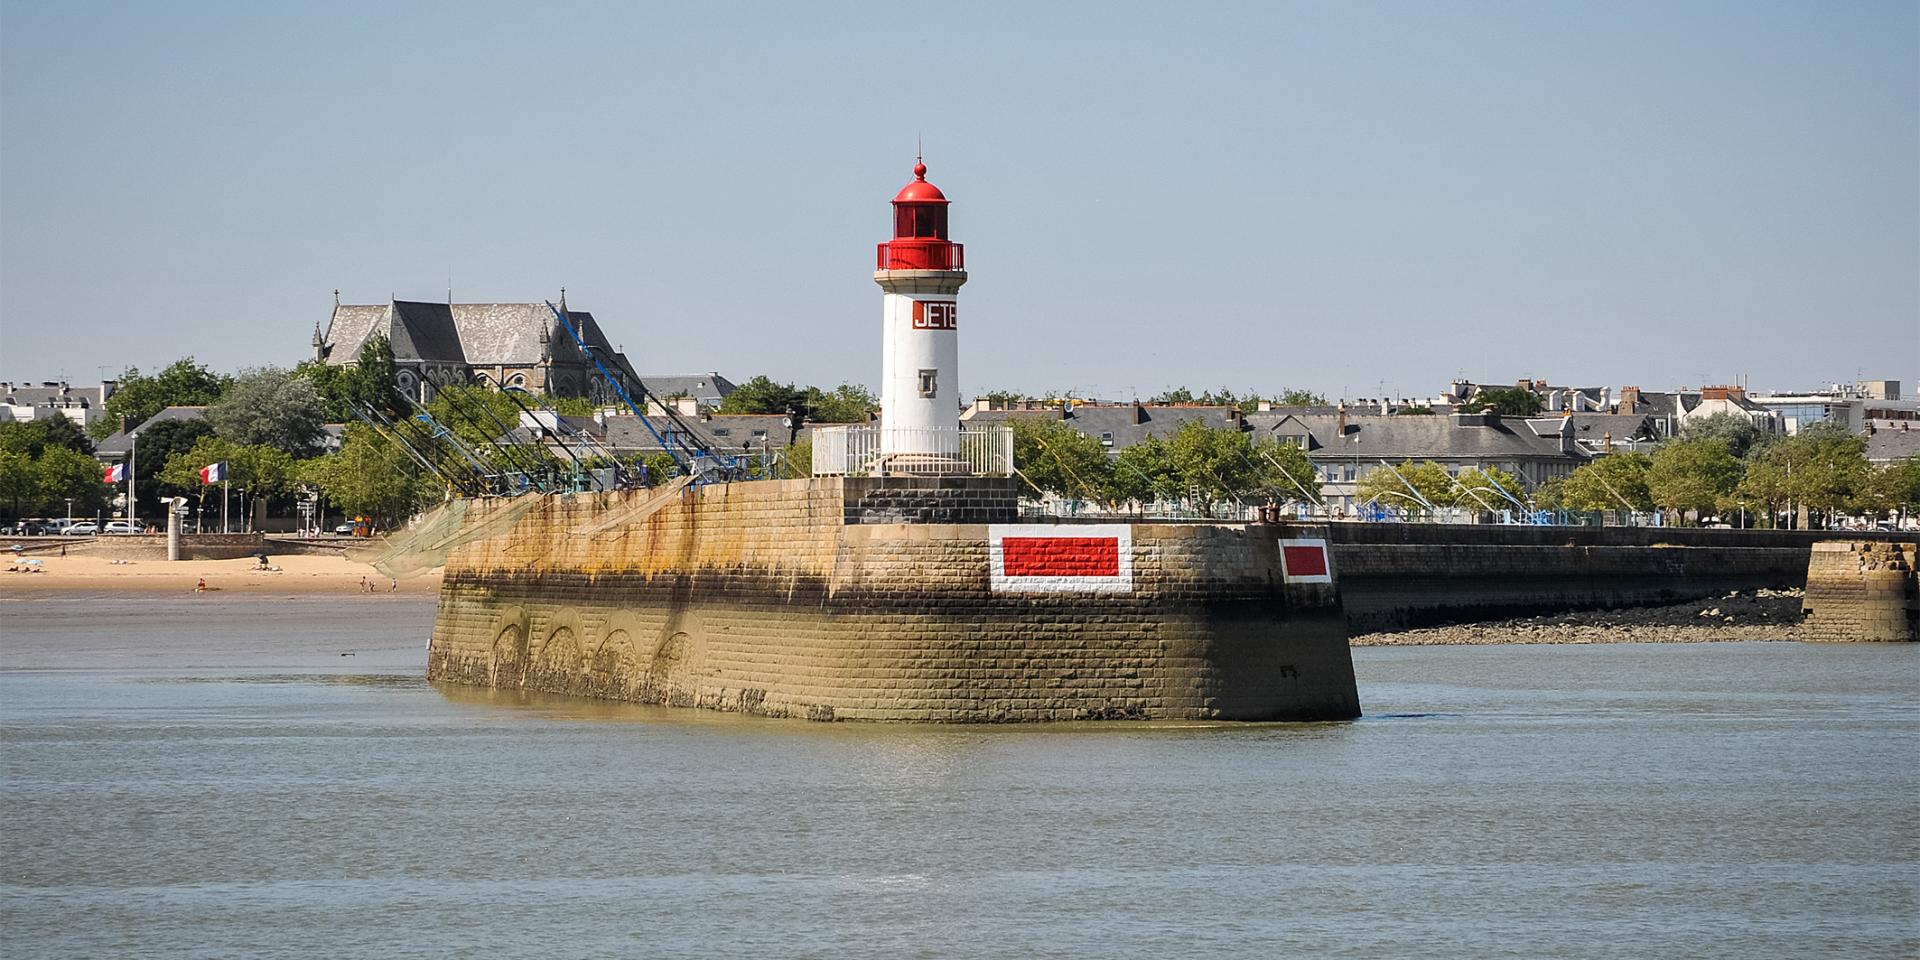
0;451;33;518
1397;405;1436;415
717;375;805;415
1779;425;1870;525
1274;388;1329;407
1250;437;1323;506
1729;455;1790;527
979;390;1030;406
1460;387;1543;417
125;417;215;519
301;425;438;530
1453;465;1525;512
1355;460;1455;511
1647;438;1744;522
35;447;110;519
207;367;327;456
1164;422;1268;515
93;359;231;440
1859;455;1920;522
297;334;400;421
0;417;93;457
1149;387;1196;405
777;440;812;480
1558;453;1654;512
1679;413;1767;459
803;383;879;423
1010;418;1113;501
1107;436;1179;505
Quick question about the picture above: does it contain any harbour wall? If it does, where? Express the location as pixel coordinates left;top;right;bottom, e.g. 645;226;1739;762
427;479;1359;722
1327;524;1912;631
1801;541;1918;642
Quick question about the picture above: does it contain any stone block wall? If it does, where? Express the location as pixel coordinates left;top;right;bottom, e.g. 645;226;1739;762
428;478;1357;722
1802;541;1919;642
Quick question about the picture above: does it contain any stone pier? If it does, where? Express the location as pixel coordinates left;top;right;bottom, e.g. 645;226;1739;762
1801;540;1919;642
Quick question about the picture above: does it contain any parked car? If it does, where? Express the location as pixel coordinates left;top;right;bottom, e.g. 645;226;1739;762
334;522;356;535
3;520;58;535
102;520;148;534
65;522;99;535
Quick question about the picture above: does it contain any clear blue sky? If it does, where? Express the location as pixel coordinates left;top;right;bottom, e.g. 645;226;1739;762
3;0;1915;401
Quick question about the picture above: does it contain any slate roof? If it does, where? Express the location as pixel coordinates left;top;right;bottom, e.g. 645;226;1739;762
320;301;621;367
601;414;852;455
1561;413;1661;443
0;383;109;409
962;403;1242;448
94;406;208;457
639;373;737;406
1252;413;1582;463
1866;428;1920;463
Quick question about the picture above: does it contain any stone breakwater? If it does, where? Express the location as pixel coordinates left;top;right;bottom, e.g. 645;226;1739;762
1350;589;1807;646
426;478;1360;722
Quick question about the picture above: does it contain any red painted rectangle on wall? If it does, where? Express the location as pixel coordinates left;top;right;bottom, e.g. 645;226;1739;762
1282;544;1329;578
1001;537;1121;578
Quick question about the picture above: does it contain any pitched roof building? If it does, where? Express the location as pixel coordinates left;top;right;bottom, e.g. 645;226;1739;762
313;296;639;404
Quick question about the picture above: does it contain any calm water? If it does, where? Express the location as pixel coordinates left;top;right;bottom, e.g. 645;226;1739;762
1;597;1915;959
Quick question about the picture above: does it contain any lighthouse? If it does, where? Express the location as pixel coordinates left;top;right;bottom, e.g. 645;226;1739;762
876;157;966;458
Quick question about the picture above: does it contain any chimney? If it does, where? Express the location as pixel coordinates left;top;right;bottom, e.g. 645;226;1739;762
1257;399;1272;412
1702;386;1730;401
1619;386;1641;414
1379;397;1390;415
1603;431;1613;451
1337;401;1348;436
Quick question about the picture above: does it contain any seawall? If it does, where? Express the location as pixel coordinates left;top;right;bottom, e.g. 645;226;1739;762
1328;524;1907;632
427;478;1359;722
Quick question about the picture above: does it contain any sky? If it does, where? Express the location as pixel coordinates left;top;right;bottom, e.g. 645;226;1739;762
2;0;1915;403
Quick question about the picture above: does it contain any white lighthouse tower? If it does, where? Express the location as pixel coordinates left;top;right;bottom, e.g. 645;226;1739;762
876;157;966;459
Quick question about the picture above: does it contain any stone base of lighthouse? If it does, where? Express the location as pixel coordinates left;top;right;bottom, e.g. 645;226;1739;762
425;477;1361;722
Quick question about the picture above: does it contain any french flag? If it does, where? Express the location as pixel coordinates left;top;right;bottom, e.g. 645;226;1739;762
103;463;126;483
199;462;227;484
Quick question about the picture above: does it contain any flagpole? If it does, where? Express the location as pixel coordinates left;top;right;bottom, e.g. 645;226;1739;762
222;480;229;534
128;431;137;532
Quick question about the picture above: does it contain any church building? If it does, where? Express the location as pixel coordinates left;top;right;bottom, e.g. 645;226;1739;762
312;294;639;403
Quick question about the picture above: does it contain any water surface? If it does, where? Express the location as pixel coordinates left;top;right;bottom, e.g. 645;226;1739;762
2;597;1915;958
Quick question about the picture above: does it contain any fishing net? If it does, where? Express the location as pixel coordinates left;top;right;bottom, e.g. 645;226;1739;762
350;493;542;579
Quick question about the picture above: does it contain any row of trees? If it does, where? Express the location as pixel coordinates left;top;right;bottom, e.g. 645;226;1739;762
1537;417;1920;526
978;386;1332;412
1009;419;1321;516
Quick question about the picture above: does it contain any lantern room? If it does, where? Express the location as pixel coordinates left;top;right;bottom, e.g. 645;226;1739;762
877;160;964;271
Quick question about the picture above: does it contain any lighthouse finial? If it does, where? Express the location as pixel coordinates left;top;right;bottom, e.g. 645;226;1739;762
915;133;926;179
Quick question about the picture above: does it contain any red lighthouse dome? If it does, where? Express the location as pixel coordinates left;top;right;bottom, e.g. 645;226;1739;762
878;159;963;271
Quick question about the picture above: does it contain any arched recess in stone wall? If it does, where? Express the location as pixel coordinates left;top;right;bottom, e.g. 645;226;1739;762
533;608;588;681
591;610;653;691
487;604;530;686
649;610;707;705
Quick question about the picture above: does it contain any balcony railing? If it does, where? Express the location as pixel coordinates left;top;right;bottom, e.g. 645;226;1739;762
811;425;1011;477
876;240;964;271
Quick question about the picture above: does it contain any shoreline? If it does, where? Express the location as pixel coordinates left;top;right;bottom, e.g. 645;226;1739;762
1349;589;1807;645
0;554;442;598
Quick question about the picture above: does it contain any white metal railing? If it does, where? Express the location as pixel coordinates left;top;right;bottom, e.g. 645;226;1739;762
811;425;1012;477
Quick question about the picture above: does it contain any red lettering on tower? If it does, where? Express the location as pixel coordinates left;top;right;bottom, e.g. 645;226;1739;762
910;300;957;331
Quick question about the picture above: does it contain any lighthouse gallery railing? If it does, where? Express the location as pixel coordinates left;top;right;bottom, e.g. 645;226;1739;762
811;425;1012;477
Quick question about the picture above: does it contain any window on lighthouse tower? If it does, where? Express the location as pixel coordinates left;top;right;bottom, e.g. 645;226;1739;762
894;205;947;240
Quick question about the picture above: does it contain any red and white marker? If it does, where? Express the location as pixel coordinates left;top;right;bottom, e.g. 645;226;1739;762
1280;538;1332;584
988;524;1133;593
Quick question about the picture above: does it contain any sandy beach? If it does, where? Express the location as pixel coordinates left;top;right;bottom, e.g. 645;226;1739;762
0;554;442;598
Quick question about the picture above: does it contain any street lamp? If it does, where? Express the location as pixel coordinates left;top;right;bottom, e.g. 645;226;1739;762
64;498;73;530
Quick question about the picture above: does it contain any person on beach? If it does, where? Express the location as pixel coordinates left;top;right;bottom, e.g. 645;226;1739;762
195;578;207;592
